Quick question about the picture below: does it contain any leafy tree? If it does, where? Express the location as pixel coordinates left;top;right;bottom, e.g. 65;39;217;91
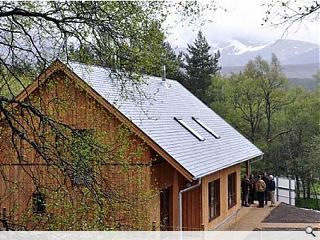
245;54;289;141
210;55;288;144
207;74;229;116
207;50;319;208
184;31;220;102
0;1;219;230
304;134;320;204
281;88;320;197
0;66;32;99
161;42;185;82
69;26;184;82
226;73;265;142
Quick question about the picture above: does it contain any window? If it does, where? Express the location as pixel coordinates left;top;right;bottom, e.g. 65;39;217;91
174;117;205;141
208;179;220;221
151;149;164;165
192;117;221;139
73;128;94;138
228;172;237;209
33;191;46;214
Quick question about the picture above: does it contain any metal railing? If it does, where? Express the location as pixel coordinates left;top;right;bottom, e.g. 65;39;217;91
275;176;296;206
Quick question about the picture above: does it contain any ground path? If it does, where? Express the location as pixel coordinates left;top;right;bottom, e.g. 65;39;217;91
216;202;320;231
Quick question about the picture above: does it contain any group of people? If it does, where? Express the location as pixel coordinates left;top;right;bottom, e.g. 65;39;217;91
241;174;276;208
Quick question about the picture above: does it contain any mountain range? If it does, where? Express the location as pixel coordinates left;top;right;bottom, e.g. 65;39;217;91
175;39;319;90
216;39;319;67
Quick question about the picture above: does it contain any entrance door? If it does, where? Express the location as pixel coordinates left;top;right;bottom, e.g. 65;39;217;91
160;187;172;230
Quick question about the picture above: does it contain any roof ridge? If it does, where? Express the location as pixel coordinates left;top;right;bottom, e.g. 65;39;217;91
67;61;181;85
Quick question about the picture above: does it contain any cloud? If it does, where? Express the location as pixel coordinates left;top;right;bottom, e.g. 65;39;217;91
165;0;319;47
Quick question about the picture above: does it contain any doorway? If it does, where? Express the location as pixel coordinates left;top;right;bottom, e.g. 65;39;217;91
160;187;172;230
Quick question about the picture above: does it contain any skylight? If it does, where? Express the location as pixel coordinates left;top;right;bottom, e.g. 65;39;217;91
174;117;205;141
192;117;221;139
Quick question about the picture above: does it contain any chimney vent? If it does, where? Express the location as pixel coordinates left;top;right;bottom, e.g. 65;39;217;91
162;65;166;81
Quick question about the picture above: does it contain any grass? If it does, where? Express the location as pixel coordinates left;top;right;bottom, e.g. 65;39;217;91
314;182;320;195
296;198;320;211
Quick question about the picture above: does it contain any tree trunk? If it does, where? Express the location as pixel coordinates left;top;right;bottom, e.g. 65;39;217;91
265;96;272;141
311;182;319;210
250;121;255;143
302;180;306;199
307;179;311;199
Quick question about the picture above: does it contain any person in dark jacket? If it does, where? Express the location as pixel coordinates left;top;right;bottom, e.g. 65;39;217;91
241;175;251;207
268;175;276;207
249;174;255;204
255;175;266;208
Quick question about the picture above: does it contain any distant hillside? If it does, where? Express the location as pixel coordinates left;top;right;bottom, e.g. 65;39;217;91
174;38;319;90
287;48;320;65
288;78;319;90
221;63;319;79
217;39;319;66
175;39;320;67
221;63;319;90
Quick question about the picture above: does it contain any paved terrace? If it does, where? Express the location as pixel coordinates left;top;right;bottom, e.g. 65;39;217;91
215;202;320;231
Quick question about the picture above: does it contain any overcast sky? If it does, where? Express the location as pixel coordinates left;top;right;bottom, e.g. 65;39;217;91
166;0;320;47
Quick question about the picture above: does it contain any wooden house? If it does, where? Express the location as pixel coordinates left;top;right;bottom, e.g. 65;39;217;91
0;60;263;230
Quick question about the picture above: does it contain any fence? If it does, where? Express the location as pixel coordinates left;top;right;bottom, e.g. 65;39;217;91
275;176;296;205
296;179;319;199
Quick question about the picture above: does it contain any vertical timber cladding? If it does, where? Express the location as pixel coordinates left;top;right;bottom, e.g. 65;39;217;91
0;70;154;226
179;175;202;231
201;164;241;230
151;160;175;230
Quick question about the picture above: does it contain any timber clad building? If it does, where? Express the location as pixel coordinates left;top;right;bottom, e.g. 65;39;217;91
0;60;263;230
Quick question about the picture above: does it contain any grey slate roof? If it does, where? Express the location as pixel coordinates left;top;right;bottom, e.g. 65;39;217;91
68;62;263;179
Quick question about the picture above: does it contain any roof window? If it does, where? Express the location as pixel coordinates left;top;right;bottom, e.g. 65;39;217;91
174;117;205;141
192;117;221;139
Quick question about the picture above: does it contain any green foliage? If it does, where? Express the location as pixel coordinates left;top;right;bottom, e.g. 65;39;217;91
0;0;220;230
245;54;289;140
0;67;32;99
226;73;264;142
208;54;320;188
70;23;184;82
184;31;220;102
296;198;320;211
162;42;185;81
207;75;228;116
1;1;218;96
14;125;156;230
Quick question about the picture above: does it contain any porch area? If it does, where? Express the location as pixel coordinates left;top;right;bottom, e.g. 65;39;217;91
216;202;320;231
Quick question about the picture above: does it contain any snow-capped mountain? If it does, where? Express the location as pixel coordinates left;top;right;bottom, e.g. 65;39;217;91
174;38;319;67
174;38;319;89
217;39;270;56
213;39;319;66
216;39;319;89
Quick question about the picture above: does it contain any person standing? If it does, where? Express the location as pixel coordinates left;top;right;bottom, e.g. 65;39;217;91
262;174;269;206
255;175;266;208
269;175;276;207
249;174;255;205
241;175;251;207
